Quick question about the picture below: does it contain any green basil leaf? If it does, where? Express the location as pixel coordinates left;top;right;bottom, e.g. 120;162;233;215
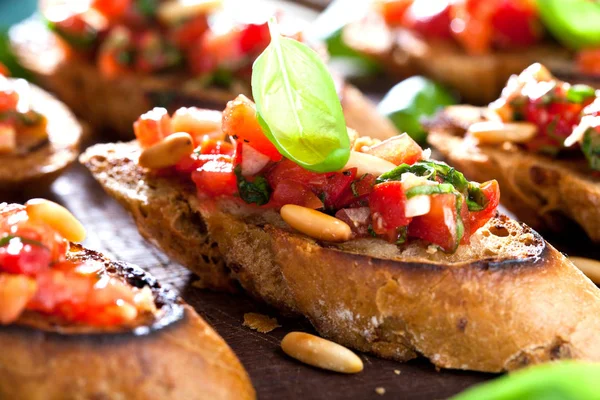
405;183;455;198
136;0;159;18
45;18;97;49
582;127;600;171
0;234;47;249
252;18;350;173
466;182;488;212
235;166;271;206
566;84;597;103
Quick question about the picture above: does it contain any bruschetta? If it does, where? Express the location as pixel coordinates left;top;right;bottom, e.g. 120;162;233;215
82;90;600;372
340;0;597;104
0;200;255;400
427;63;600;242
8;0;398;140
0;69;81;192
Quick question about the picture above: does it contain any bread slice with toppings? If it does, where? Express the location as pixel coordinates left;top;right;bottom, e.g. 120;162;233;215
427;105;600;242
0;204;254;400
82;140;600;373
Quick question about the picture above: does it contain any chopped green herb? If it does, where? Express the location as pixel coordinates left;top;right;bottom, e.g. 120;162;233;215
136;0;159;18
566;84;597;103
0;235;47;249
395;226;408;245
582;128;600;171
405;183;455;198
234;166;271;206
367;225;377;238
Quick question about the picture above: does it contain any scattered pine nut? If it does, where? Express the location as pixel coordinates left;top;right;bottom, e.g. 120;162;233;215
25;199;86;242
138;132;194;169
280;205;352;242
375;387;386;395
281;332;363;374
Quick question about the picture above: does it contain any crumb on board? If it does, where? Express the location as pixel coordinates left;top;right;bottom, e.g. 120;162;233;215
243;312;281;333
192;280;208;289
394;369;401;375
375;387;386;395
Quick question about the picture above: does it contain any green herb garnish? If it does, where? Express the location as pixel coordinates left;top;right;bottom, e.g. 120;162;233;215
405;183;455;198
252;18;350;173
566;84;597;104
136;0;159;18
234;166;271;206
582;128;600;171
46;18;97;49
0;235;47;249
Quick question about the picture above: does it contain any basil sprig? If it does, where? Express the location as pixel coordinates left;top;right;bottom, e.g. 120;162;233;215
566;84;596;104
376;160;488;212
405;183;454;198
0;235;47;249
252;18;351;173
234;166;271;206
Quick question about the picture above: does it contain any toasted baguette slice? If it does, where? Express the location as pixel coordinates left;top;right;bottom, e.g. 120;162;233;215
9;18;398;141
0;240;254;400
81;141;600;373
0;79;81;192
342;15;572;104
427;105;600;242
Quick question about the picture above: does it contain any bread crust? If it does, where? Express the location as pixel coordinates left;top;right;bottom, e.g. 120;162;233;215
0;244;255;400
0;79;81;192
9;19;398;141
427;105;600;242
342;16;572;104
82;141;600;372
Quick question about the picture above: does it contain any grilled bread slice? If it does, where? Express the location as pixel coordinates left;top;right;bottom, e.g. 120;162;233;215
81;141;600;373
427;105;600;242
342;16;571;104
0;79;81;192
0;240;255;400
9;18;398;141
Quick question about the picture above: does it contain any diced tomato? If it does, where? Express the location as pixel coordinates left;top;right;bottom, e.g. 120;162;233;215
92;0;131;20
191;157;237;196
270;180;323;209
222;95;282;161
0;274;37;324
0;63;9;77
170;15;209;50
365;134;423;166
52;14;97;49
0;239;52;276
0;89;19;112
408;193;460;252
321;169;357;209
577;49;600;76
198;136;235;156
369;181;411;241
188;28;243;75
468;180;500;233
334;174;377;209
239;22;271;54
403;0;453;39
378;0;412;26
98;49;130;78
491;0;540;48
133;107;172;148
450;0;495;55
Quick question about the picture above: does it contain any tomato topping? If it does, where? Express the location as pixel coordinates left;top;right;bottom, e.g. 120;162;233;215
403;0;453;39
334;174;377;209
198;136;235;156
365;134;423;166
0;238;51;276
0;274;37;324
171;107;223;145
369;181;411;241
270;180;323;209
239;22;271;54
170;15;209;50
191;156;237;197
408;193;460;252
468;180;500;233
378;0;412;26
0;89;19;113
577;49;600;76
222;95;282;161
188;28;244;75
491;0;540;48
133;107;172;148
0;63;9;77
92;0;131;20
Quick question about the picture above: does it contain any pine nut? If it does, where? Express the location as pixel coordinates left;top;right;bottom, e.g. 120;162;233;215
280;205;352;242
139;132;194;169
281;332;363;374
25;199;86;243
467;121;537;144
157;0;222;25
570;257;600;285
343;150;397;176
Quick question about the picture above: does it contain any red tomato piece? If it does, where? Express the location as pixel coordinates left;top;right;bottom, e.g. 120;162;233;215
198;136;235;156
334;173;377;209
133;107;172;148
0;273;37;324
491;0;540;48
365;134;423;166
468;180;500;233
270;180;323;209
222;95;282;161
188;28;243;75
321;169;357;208
403;0;452;39
378;0;412;26
369;181;411;241
192;157;237;196
408;193;460;252
450;0;495;55
92;0;131;20
0;89;19;113
0;63;9;77
0;239;52;276
239;22;271;54
577;49;600;76
170;15;209;50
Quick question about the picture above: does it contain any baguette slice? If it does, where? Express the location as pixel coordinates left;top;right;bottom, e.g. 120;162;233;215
0;79;81;192
9;18;398;141
427;105;600;242
0;238;255;400
342;14;572;104
81;141;600;373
